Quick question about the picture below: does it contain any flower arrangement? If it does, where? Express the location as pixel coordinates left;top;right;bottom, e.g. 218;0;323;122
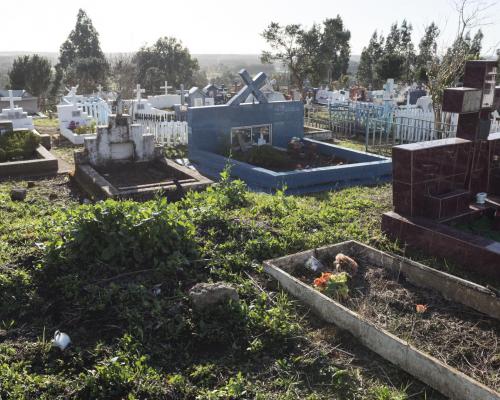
313;271;350;301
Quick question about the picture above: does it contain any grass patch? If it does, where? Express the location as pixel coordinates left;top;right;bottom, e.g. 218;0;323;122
0;172;452;399
34;118;59;128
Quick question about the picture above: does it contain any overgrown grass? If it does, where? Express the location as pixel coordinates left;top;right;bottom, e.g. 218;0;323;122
0;173;449;399
33;118;59;128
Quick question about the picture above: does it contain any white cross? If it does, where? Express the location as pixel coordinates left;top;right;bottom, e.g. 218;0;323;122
160;81;172;95
65;86;79;105
134;84;145;102
97;84;103;94
5;90;22;109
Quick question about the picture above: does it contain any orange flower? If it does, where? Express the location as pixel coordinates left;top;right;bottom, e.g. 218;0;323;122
313;272;333;290
415;304;428;314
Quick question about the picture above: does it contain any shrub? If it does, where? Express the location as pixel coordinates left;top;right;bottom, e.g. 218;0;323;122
0;130;40;161
36;199;199;331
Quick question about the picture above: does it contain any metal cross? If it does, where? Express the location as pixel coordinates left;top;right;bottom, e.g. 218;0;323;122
227;69;268;107
4;90;22;109
160;81;172;95
134;84;145;102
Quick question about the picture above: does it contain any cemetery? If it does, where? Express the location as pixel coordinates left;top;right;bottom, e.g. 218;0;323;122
2;4;500;399
188;69;392;193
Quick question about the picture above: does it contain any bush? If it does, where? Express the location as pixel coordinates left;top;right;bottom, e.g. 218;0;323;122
0;130;40;162
36;199;199;332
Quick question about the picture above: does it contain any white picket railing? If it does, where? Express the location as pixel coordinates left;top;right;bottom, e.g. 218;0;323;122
136;119;188;146
393;108;458;142
80;98;110;125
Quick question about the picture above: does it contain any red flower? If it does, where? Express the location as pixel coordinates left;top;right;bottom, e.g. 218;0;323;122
313;272;333;291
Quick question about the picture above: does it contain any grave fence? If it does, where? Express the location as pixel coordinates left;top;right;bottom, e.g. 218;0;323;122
134;116;188;146
80;99;110;125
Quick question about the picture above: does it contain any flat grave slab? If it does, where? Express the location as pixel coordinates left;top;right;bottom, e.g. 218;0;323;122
264;240;500;400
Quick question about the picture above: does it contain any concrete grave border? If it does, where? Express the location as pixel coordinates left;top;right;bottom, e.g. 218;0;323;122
60;126;95;145
74;157;212;201
0;145;60;179
264;240;500;400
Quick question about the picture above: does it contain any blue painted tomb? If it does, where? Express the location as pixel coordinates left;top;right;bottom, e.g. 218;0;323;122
188;69;391;194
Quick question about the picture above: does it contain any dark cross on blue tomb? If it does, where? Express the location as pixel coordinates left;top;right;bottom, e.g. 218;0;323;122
227;69;268;107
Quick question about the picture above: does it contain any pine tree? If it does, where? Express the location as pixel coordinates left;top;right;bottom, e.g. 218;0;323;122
55;9;109;94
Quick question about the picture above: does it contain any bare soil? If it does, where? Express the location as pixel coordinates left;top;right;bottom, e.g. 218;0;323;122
296;258;500;390
96;161;191;188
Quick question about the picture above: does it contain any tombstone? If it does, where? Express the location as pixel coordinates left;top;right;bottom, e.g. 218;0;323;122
0;90;38;114
382;59;500;279
245;78;285;103
76;113;157;167
189;69;303;153
187;87;207;107
0;90;34;130
74;109;212;200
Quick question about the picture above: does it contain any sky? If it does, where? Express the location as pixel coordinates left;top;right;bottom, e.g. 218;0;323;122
1;0;499;56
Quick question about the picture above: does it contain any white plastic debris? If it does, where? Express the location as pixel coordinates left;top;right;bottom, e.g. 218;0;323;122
52;330;71;350
305;256;324;272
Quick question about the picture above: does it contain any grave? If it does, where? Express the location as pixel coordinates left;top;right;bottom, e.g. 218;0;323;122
382;60;500;280
0;121;61;179
57;86;97;145
146;81;181;109
188;69;391;194
264;240;500;400
74;101;211;200
0;89;38;114
0;90;50;148
0;90;35;130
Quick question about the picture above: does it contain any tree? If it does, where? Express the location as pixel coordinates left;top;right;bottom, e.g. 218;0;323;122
320;16;351;82
8;55;52;109
425;0;487;132
134;37;200;93
261;17;351;92
55;9;109;94
399;20;415;82
261;23;308;92
415;23;440;83
110;54;137;98
374;20;415;83
357;31;385;88
375;52;405;82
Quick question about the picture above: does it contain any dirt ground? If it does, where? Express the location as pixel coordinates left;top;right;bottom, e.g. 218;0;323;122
297;257;500;391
